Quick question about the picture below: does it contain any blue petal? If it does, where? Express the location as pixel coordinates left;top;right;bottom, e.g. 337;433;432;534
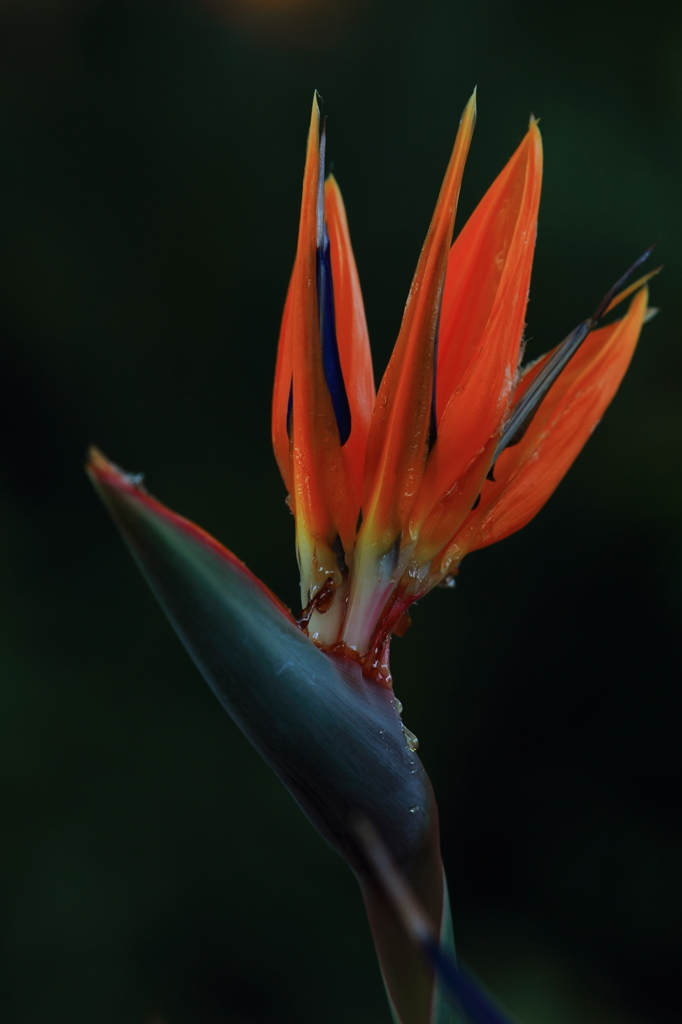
317;224;352;445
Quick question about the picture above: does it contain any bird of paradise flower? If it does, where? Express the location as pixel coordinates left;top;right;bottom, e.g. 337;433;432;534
88;91;657;1024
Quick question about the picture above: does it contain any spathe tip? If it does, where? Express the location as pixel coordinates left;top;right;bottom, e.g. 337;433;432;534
85;444;108;474
86;446;131;486
85;446;145;491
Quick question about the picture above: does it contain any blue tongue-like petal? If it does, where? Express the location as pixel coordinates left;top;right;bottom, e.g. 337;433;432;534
490;244;657;473
317;220;352;446
314;117;352;446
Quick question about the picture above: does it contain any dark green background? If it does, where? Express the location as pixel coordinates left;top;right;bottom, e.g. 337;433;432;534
0;1;680;1022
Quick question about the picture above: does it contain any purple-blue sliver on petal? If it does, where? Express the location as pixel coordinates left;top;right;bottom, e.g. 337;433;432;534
317;224;352;445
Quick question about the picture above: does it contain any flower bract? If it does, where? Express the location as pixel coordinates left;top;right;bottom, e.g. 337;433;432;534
273;92;655;684
87;91;656;1024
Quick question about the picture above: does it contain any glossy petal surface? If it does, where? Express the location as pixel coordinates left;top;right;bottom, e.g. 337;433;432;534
413;119;543;550
447;286;648;561
360;92;477;551
341;94;476;652
325;174;375;504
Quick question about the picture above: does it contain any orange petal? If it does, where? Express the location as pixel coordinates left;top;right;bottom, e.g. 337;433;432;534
412;118;543;547
341;93;476;653
289;96;355;604
604;265;661;314
436;117;543;419
360;90;477;552
487;251;660;469
324;174;375;505
448;285;648;561
410;434;496;568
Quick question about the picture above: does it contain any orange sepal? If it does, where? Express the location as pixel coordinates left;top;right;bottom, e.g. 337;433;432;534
412;119;543;540
359;91;477;552
324;175;375;505
289;96;354;600
436;118;543;418
447;286;648;562
410;433;497;568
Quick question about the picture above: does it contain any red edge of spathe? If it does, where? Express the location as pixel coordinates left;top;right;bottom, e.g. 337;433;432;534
86;446;298;627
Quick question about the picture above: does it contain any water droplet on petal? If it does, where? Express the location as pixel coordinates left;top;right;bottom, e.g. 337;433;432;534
394;698;403;715
409;805;419;814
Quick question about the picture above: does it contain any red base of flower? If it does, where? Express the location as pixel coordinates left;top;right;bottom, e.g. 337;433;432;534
300;584;416;690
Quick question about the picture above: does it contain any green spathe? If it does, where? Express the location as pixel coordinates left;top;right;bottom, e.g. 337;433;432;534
88;449;462;1024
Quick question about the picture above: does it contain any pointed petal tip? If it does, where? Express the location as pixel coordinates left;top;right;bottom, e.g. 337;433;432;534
604;264;662;315
634;281;650;314
308;91;321;134
528;114;543;151
357;87;477;558
594;245;659;321
460;89;477;129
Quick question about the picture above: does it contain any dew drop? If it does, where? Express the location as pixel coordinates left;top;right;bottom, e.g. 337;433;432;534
409;805;419;814
395;698;403;715
402;724;419;752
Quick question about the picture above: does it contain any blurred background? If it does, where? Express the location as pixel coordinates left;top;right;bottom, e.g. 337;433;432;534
0;1;680;1022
